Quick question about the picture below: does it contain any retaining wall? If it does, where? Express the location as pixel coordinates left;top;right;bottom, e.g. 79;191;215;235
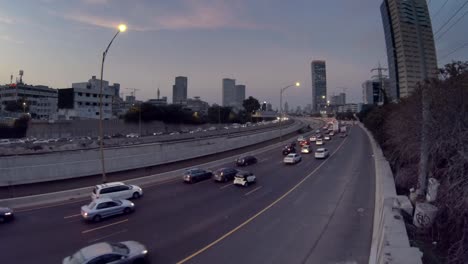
0;120;303;186
361;122;423;264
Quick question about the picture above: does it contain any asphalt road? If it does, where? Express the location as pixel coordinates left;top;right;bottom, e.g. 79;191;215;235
0;120;314;199
0;120;375;264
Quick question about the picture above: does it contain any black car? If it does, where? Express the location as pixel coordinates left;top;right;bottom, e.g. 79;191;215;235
213;168;238;182
236;155;258;166
0;207;14;223
282;145;296;155
183;168;213;183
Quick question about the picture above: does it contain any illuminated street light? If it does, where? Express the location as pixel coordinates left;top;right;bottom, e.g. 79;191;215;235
98;24;127;183
279;82;300;141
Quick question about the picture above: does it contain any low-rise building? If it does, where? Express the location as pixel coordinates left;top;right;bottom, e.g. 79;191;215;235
337;103;363;113
57;76;117;120
0;83;58;120
183;97;209;115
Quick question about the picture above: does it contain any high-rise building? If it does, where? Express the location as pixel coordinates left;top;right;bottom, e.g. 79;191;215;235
311;60;327;112
362;79;391;104
267;103;273;111
235;84;246;108
222;78;236;107
381;0;438;99
173;76;188;104
331;92;346;105
284;101;289;114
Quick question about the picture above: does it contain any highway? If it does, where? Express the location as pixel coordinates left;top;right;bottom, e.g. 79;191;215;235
0;120;375;263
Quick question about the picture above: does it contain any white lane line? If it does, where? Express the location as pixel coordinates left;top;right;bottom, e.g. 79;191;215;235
15;198;90;213
244;186;263;196
81;219;129;234
259;158;269;163
64;213;81;219
88;229;128;243
220;183;234;190
176;137;348;264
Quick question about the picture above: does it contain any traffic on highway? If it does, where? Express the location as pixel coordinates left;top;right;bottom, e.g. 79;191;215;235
0;119;375;264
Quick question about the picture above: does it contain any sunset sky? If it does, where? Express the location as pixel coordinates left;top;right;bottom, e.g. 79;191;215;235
0;0;466;108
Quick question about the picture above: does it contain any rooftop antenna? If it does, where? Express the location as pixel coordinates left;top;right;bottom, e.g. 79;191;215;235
19;70;24;84
10;74;13;84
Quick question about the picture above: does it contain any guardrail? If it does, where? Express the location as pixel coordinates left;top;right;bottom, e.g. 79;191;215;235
0;120;304;186
360;122;423;264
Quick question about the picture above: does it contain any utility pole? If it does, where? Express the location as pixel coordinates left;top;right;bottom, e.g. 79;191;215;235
126;88;141;136
371;63;388;105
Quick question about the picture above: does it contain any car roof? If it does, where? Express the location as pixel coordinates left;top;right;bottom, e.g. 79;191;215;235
316;148;327;151
93;197;114;203
236;170;251;176
95;182;125;189
79;242;114;260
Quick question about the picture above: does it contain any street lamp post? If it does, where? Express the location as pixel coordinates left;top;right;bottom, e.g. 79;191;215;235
279;82;300;142
99;24;127;183
22;102;26;113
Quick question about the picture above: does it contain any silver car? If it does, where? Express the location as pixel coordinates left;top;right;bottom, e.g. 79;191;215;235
63;241;149;264
81;198;134;222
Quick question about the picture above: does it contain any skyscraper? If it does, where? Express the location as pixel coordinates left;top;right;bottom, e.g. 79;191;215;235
222;78;236;107
381;0;438;99
235;84;246;107
173;76;187;104
311;60;327;112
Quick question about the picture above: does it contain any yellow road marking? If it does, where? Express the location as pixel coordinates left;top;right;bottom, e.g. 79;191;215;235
177;137;348;264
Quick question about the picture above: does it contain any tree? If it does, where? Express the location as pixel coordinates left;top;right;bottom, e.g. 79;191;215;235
242;96;260;114
207;105;232;124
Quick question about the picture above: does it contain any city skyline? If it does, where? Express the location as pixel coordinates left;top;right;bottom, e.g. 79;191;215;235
0;0;466;108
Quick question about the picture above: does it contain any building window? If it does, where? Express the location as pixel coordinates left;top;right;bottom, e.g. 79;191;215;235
85;102;90;106
105;103;109;106
96;112;99;116
86;93;90;97
78;102;83;106
78;92;83;96
93;94;97;98
93;103;97;106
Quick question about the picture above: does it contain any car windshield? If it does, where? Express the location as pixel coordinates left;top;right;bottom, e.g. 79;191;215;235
87;202;97;209
111;243;130;255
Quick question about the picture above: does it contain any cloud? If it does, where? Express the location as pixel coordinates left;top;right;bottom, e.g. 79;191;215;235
54;0;264;32
0;35;24;44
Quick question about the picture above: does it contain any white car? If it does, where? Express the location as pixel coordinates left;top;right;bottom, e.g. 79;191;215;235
283;153;302;164
315;148;330;159
0;139;11;145
301;145;311;154
233;171;256;187
126;133;139;138
297;136;305;142
309;136;316;142
92;182;143;200
316;139;324;145
324;136;331;141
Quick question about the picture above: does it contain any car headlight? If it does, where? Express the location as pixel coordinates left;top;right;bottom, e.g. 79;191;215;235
142;250;148;255
83;212;88;217
5;212;12;216
130;202;135;207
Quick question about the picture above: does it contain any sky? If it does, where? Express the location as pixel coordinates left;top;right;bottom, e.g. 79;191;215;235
0;0;467;109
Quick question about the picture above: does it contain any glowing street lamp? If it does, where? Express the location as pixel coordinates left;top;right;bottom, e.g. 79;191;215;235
98;24;127;183
279;82;300;141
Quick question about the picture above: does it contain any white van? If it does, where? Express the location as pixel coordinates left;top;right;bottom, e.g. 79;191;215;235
91;182;143;200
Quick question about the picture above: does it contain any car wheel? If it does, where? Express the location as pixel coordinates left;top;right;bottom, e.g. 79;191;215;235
132;258;146;264
93;215;102;222
132;192;141;199
124;207;132;214
0;216;4;223
244;182;249;187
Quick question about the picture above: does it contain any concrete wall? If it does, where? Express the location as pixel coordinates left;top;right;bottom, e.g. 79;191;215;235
0;120;303;186
361;123;423;264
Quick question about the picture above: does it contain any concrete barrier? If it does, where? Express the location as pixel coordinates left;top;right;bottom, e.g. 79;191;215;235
0;120;304;186
0;119;323;209
360;122;423;264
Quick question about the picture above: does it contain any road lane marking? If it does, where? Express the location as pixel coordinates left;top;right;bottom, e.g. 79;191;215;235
64;213;81;219
81;219;129;234
88;229;128;243
176;137;348;264
143;177;180;188
244;186;263;196
15;198;90;213
219;183;234;190
259;158;269;163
